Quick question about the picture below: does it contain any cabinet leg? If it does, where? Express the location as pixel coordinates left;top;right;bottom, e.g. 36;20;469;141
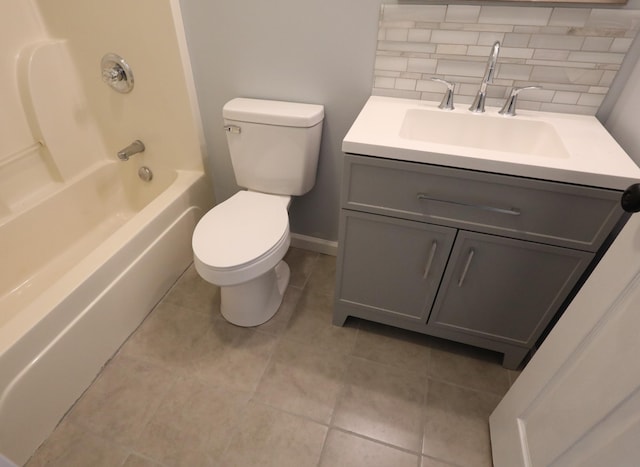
332;309;348;327
502;347;530;370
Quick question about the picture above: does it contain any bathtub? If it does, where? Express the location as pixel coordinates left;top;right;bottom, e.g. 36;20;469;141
0;161;212;464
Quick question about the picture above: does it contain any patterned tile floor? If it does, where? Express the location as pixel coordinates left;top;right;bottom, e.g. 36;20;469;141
26;248;518;467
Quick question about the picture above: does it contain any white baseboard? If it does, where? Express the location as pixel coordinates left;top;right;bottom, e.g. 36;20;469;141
290;233;338;256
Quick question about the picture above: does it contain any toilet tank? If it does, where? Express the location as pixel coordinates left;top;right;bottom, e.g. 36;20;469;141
223;98;324;196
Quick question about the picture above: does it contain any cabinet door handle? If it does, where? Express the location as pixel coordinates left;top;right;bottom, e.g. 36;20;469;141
422;241;438;279
416;193;521;216
457;248;475;287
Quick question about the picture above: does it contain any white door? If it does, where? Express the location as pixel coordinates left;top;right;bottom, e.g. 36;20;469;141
490;213;640;467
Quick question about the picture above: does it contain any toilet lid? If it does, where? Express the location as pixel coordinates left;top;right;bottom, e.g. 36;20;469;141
193;191;290;270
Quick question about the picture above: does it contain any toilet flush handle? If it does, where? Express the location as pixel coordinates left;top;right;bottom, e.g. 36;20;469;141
223;125;241;134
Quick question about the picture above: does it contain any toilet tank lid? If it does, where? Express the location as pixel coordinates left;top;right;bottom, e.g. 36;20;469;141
223;98;324;128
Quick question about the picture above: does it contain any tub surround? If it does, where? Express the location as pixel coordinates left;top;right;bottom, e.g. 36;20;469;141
374;4;640;115
0;0;209;464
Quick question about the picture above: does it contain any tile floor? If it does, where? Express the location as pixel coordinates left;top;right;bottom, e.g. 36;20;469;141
26;248;518;467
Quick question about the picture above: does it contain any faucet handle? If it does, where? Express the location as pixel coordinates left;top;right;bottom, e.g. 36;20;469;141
499;85;542;116
431;78;455;110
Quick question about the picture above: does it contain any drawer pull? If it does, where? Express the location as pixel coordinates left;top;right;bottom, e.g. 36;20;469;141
458;249;475;287
422;241;438;279
416;193;521;216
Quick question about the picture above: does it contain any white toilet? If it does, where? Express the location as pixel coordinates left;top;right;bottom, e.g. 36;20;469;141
192;98;324;326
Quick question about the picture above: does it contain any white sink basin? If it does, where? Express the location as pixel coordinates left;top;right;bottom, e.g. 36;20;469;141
400;108;570;159
342;96;640;190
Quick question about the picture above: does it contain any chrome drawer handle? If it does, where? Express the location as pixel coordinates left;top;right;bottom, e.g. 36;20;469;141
416;193;521;216
422;240;438;279
223;125;241;134
458;248;475;287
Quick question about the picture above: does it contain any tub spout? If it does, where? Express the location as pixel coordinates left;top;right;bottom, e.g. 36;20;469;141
117;140;145;161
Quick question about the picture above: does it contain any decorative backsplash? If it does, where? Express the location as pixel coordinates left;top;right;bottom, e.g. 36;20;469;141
373;4;640;115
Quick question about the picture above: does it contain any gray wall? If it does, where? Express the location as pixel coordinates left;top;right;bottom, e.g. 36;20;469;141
180;0;640;243
179;0;381;242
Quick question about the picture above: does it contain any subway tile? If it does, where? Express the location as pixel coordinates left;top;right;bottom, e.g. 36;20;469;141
578;93;605;107
611;37;634;53
431;29;479;45
540;102;598;115
396;78;417;90
374;76;398;89
568;51;625;64
529;34;584;51
438;22;465;31
445;5;481;23
527;59;596;69
462;23;514;33
586;9;640;31
408;28;431;42
373;88;422;100
479;6;552;26
496;63;533;81
385;28;409;42
530;66;603;85
532;49;570;61
408;57;438;73
500;47;534;59
552;91;581;104
375;55;408;72
477;32;505;46
582;37;614;52
436;59;486;78
588;86;609;94
417;79;451;93
600;70;618;87
378;41;436;54
503;33;530;48
466;45;491;56
548;8;590;27
437;44;468;55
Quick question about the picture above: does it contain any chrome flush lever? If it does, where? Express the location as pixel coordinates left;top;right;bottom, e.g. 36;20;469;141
223;125;241;134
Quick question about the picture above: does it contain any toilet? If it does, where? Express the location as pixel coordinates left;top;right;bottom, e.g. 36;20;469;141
192;98;324;326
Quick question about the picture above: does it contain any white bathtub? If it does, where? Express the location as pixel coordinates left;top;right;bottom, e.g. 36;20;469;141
0;161;212;464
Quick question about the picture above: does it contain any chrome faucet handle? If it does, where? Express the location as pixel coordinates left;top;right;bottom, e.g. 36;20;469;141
499;85;542;116
431;78;455;110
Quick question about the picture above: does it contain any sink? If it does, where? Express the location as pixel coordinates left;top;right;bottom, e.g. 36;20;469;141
399;108;570;159
342;96;640;191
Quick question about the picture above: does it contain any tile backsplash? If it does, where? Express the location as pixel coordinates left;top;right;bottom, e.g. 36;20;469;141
373;5;640;115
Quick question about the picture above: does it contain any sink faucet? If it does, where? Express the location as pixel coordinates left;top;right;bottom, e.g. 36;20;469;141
469;41;501;113
117;140;145;161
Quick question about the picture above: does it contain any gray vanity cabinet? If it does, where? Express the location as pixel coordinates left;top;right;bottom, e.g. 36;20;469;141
334;154;625;369
337;210;456;324
426;230;592;368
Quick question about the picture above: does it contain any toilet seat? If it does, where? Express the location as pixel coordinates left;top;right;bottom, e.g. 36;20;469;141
192;191;291;286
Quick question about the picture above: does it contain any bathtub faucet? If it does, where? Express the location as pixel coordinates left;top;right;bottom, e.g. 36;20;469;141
117;140;145;161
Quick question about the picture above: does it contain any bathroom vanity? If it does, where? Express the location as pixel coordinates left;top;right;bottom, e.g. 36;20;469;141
333;96;640;369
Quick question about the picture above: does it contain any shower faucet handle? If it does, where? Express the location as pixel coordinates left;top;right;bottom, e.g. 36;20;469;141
431;78;456;110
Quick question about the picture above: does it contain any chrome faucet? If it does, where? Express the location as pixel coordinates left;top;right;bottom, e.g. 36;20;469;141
469;41;501;113
117;140;145;161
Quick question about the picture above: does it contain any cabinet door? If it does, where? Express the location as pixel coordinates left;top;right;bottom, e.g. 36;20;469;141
427;231;593;348
335;210;456;324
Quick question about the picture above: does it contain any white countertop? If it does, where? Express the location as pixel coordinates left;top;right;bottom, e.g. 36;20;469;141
343;96;640;191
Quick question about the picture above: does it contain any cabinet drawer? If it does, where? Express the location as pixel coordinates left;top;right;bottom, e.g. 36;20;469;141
343;154;623;251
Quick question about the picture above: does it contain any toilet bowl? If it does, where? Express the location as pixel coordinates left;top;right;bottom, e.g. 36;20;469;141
193;191;292;326
192;97;324;327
